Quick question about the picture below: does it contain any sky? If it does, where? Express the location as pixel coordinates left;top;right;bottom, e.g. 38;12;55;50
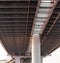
43;47;60;63
0;41;12;63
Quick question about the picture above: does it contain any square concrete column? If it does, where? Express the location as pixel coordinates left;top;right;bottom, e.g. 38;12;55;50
15;57;20;63
32;35;41;63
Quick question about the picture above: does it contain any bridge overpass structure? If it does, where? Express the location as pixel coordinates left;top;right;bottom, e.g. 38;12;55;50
0;0;60;63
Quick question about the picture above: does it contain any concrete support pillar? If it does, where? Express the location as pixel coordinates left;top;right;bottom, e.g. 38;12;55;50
15;57;20;63
32;35;41;63
20;59;23;63
41;56;43;63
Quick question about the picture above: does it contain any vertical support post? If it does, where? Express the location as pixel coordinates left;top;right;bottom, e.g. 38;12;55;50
41;56;43;63
32;35;41;63
15;57;20;63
